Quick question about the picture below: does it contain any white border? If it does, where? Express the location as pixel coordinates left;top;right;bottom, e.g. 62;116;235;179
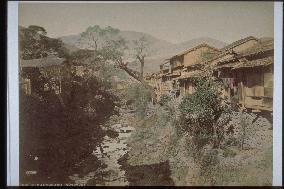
18;1;168;3
273;2;283;186
7;1;19;186
7;1;283;186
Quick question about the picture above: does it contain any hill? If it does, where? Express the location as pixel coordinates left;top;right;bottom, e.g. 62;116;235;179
59;26;227;73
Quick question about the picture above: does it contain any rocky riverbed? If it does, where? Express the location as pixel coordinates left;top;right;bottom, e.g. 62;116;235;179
67;104;273;186
68;109;135;186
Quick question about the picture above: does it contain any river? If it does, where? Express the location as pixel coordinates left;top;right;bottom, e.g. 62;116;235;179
68;111;135;186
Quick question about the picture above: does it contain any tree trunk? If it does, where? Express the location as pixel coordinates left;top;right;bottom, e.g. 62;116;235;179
137;55;145;79
118;62;157;103
140;57;144;79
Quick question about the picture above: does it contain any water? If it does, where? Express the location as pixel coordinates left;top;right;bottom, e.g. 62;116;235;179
69;120;135;186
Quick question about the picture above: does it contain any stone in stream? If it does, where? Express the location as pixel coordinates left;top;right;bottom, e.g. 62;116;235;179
70;114;135;186
106;130;119;138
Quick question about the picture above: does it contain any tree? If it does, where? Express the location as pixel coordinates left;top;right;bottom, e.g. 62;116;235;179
80;26;154;93
79;25;120;50
19;25;69;59
28;25;47;36
133;36;151;79
179;77;231;150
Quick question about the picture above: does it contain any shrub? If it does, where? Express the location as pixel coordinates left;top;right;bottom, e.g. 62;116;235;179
20;70;118;184
159;94;171;106
125;83;152;118
223;147;237;158
179;77;231;150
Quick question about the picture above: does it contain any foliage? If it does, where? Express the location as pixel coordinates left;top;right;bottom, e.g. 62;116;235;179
132;36;152;77
80;25;125;52
20;65;119;184
179;77;231;149
239;114;249;150
200;50;217;62
133;36;151;58
223;147;237;158
125;83;152;117
81;25;120;38
80;25;154;92
198;148;220;185
27;25;47;35
19;25;69;59
69;49;95;63
159;94;171;106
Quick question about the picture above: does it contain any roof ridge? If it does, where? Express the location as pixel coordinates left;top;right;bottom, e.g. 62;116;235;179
221;36;259;51
168;43;220;60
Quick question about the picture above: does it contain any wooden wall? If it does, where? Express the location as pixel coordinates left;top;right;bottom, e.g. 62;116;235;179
183;46;217;67
237;65;273;111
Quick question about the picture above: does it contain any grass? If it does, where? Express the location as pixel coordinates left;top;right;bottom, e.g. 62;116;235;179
124;100;273;186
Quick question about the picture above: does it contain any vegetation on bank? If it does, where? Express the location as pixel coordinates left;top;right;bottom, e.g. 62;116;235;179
124;77;272;186
20;69;119;184
19;24;272;186
19;26;123;184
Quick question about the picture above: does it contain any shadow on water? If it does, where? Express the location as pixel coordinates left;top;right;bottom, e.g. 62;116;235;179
118;154;175;186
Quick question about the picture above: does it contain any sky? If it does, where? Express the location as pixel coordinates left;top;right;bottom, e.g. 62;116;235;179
19;1;274;44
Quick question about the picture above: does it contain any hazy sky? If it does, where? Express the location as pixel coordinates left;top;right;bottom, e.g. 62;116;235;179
19;2;274;44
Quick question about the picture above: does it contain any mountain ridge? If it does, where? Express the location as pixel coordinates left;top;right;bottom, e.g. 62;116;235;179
59;28;228;73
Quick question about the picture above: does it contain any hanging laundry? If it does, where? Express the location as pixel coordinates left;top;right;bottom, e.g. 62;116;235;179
227;78;231;88
222;78;229;88
229;78;235;89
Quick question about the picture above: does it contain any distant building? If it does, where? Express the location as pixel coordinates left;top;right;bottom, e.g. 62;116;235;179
174;43;220;95
213;38;273;112
157;43;220;97
203;36;260;71
143;36;274;113
20;55;66;95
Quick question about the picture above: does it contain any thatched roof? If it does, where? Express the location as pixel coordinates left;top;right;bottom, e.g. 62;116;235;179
20;55;65;68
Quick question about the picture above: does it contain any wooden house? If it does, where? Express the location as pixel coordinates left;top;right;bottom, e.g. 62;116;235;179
213;38;273;112
156;43;221;98
202;36;260;71
159;60;174;95
20;55;66;95
173;43;220;96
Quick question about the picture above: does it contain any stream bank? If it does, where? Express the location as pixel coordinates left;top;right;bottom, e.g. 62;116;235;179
67;108;138;186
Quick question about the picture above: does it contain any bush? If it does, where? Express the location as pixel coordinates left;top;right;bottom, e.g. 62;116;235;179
20;71;119;184
125;83;152;118
178;77;231;150
223;147;236;158
159;94;171;106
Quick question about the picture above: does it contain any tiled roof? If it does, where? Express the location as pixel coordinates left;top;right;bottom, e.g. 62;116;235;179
232;56;273;69
220;36;259;52
214;56;273;70
214;62;237;69
212;38;274;70
169;43;220;60
177;70;203;80
238;38;273;56
21;55;65;68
